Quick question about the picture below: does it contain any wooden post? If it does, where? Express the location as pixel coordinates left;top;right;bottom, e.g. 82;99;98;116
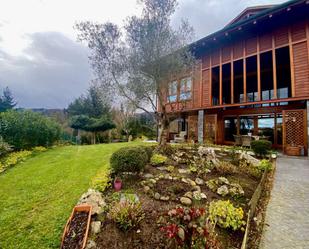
219;49;223;105
209;56;212;106
243;44;247;103
272;35;278;99
231;48;234;104
199;61;203;108
257;36;261;101
288;27;296;97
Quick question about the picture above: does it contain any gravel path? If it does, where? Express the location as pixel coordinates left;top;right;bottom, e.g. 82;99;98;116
259;156;309;249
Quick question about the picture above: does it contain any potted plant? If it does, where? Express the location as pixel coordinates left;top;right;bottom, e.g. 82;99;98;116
61;205;92;249
114;177;122;191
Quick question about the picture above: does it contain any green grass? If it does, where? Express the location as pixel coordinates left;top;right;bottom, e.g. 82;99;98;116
0;142;143;249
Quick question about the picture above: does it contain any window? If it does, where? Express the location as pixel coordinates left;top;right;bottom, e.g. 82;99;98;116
212;66;220;105
224;117;237;141
179;77;192;100
168;81;178;102
246;55;258;102
233;60;244;103
222;63;231;104
260;51;274;101
276;46;291;99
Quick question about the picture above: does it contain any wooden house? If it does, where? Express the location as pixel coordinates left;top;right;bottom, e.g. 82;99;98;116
160;0;309;156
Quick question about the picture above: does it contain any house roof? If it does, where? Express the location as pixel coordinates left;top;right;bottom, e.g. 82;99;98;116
190;0;308;52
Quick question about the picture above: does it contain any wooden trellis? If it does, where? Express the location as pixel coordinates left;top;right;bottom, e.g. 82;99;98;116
283;109;307;156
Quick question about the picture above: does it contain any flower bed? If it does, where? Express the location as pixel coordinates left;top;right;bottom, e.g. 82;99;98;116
79;145;273;249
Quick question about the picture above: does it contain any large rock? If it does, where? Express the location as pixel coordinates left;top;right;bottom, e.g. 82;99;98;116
195;178;204;185
218;177;229;185
91;221;101;234
78;189;106;215
239;151;260;166
229;183;245;197
180;197;192;206
86;239;97;249
217;185;229;196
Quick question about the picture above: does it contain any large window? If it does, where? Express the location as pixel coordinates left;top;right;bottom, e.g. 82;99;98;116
212;66;220;105
246;55;258;102
260;51;274;101
233;60;244;103
276;46;291;99
240;116;254;135
179;77;192;100
222;63;231;104
168;81;178;102
258;114;275;143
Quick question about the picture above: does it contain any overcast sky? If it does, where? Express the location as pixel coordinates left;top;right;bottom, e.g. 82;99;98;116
0;0;285;109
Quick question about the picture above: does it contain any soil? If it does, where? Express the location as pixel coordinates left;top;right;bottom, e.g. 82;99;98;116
94;147;263;249
62;211;88;249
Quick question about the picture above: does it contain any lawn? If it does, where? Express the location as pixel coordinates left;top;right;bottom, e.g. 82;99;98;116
0;142;143;249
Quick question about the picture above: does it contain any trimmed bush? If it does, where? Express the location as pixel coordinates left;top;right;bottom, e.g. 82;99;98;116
139;145;154;162
251;140;272;157
110;146;148;174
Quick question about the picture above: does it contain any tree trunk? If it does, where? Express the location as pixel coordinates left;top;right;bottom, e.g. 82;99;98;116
158;109;169;147
93;132;96;144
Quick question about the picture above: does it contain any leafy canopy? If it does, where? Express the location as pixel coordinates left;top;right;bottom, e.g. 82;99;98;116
0;87;17;112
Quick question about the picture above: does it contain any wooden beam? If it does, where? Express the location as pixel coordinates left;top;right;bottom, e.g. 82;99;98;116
199;61;203;108
272;35;278;99
209;55;212;106
306;21;309;66
288;27;296;97
243;44;247;103
219;49;223;105
231;48;234;104
257;36;261;101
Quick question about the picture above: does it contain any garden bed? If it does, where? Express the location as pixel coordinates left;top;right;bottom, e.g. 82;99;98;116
88;145;271;249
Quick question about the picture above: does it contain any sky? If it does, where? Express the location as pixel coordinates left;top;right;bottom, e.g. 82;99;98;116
0;0;285;109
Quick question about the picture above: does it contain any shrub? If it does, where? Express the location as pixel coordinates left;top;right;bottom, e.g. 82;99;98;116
110;146;148;174
0;136;13;158
150;153;168;166
0;150;32;173
92;168;111;192
251;140;272;158
139;145;154;162
32;146;48;153
208;200;246;231
258;159;272;172
0;110;61;150
108;200;145;231
238;160;262;179
215;161;237;174
160;207;220;248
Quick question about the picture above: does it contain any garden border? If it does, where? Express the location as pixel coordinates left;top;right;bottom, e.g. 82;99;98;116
241;160;276;249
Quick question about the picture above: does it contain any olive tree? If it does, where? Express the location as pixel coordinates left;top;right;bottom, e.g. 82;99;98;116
75;0;196;146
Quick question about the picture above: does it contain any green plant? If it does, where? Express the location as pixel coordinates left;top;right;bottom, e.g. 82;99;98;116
0;136;13;158
150;153;168;166
110;146;148;174
251;140;272;158
32;146;48;153
0;110;61;150
258;159;272;172
139;145;154;162
238;160;262;179
166;165;175;173
0;150;32;173
214;161;237;174
189;164;197;173
160;207;220;249
92;168;111;192
208;200;246;231
108;200;145;231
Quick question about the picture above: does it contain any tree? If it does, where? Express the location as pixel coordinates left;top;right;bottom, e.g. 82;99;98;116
68;85;115;144
0;87;17;112
75;0;196;146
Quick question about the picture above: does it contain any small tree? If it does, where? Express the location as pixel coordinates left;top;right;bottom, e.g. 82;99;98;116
76;0;196;146
0;87;17;112
68;85;115;144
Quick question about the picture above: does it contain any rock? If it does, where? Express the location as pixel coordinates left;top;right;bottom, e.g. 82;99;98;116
200;193;207;199
181;178;189;184
86;239;97;249
193;191;202;201
164;174;171;179
136;229;141;234
78;189;106;215
154;192;161;200
91;221;101;234
229;183;244;196
180;197;192;206
120;193;139;203
239;151;260;166
218;177;229;185
178;169;190;174
157;166;167;171
187;179;196;186
149;179;157;184
144;186;151;193
217;185;229;196
160;196;170;201
184;191;193;199
195;178;204;185
192;185;201;192
144;173;154;178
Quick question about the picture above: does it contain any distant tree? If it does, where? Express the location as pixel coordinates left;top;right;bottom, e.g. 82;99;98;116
0;87;17;112
76;0;196;146
68;85;115;144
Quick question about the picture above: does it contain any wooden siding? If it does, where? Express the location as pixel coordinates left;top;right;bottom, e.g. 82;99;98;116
293;41;309;97
202;69;210;107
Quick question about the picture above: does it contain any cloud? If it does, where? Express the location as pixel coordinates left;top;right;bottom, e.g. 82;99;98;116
0;32;92;109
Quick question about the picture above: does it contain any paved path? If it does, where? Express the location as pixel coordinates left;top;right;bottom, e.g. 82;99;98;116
259;156;309;249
